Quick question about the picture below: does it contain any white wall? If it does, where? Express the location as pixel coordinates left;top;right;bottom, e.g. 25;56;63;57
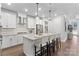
0;3;1;23
48;16;64;34
48;16;67;42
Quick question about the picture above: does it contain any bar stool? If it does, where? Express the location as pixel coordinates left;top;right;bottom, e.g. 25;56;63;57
55;37;61;55
34;36;49;50
48;39;56;56
52;40;55;55
58;37;61;49
34;36;49;56
47;34;56;55
34;42;49;56
57;34;61;49
55;38;59;54
0;35;2;56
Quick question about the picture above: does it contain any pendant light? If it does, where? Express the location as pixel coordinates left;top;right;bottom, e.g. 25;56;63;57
48;3;52;21
48;9;52;21
36;3;39;19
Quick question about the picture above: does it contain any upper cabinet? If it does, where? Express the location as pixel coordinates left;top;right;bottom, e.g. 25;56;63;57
0;3;1;18
1;12;16;28
17;13;27;25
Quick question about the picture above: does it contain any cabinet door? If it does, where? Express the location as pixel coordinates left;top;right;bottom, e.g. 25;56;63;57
1;12;16;28
1;12;8;28
2;36;10;49
28;17;35;28
17;35;23;44
2;36;18;49
7;14;16;28
11;36;17;46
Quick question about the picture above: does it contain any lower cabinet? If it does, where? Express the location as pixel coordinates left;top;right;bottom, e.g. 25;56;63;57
17;35;23;44
10;36;18;47
2;36;10;49
1;35;23;49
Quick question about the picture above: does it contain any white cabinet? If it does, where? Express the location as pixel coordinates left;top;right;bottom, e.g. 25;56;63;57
17;35;23;44
2;35;17;49
13;36;18;46
2;36;10;49
7;14;16;28
9;36;17;46
18;13;27;25
1;12;16;28
1;12;8;28
1;35;23;49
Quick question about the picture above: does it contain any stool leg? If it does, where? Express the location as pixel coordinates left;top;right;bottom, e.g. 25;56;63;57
46;42;49;56
52;40;55;55
34;45;36;56
40;44;42;56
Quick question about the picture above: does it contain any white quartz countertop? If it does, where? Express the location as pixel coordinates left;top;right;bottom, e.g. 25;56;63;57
23;33;54;40
1;32;28;36
2;33;17;36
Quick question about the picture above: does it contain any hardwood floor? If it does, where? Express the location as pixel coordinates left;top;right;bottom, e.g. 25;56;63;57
0;44;25;56
1;35;79;56
57;35;79;56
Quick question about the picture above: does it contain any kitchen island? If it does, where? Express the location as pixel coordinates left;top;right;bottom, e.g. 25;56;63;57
23;33;60;56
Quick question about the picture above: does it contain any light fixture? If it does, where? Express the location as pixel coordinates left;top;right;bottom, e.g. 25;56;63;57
35;3;39;19
48;9;52;21
36;16;39;19
25;9;28;12
38;7;42;11
7;3;11;5
35;12;37;15
54;13;57;16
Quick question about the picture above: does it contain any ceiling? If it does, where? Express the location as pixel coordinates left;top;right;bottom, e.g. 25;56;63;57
1;3;79;18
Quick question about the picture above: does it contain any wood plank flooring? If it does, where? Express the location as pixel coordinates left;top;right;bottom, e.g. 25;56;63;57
57;35;79;56
0;44;25;56
1;35;79;56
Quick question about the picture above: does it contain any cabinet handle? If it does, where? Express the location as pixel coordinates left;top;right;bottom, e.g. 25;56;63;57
10;38;12;41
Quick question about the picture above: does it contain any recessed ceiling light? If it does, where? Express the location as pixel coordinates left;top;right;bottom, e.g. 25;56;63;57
7;3;11;5
54;13;57;16
25;9;28;12
36;16;39;19
38;7;42;11
35;12;37;15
